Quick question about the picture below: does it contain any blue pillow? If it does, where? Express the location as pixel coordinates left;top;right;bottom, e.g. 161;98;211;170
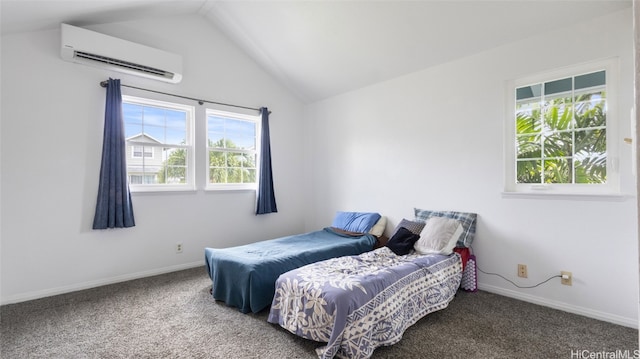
386;227;420;255
331;211;381;233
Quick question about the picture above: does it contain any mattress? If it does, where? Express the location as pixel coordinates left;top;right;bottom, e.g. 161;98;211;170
204;227;377;313
267;247;463;358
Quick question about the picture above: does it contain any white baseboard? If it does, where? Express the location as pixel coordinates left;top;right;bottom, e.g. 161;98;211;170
479;283;638;329
1;261;204;305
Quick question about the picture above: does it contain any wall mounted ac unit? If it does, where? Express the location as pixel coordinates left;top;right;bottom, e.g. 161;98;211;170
60;23;183;84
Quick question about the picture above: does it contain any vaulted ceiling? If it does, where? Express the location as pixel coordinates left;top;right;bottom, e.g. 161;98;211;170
1;0;632;102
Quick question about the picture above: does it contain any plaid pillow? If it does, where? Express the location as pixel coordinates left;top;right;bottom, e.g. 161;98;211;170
391;218;426;238
414;208;477;247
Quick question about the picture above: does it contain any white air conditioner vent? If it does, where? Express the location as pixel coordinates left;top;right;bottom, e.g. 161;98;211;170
74;51;175;80
61;24;182;83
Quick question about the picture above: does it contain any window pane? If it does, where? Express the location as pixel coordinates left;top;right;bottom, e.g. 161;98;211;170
244;169;256;183
207;115;226;148
516;101;541;134
543;96;572;131
123;103;143;138
142;125;163;142
165;127;187;146
228;152;256;168
516;84;542;101
127;161;159;185
517;134;541;159
207;115;256;150
158;148;187;184
208;134;225;148
227;167;242;183
227;152;245;168
516;160;541;183
143;107;165;127
574;90;606;129
123;103;143;122
575;70;605;90
544;77;572;95
575;128;606;157
207;115;225;132
543;158;572;184
164;110;187;145
208;149;257;184
209;150;226;167
575;150;606;184
130;175;142;184
227;120;256;150
165;109;186;128
571;125;606;181
244;153;257;168
544;131;572;157
124;104;188;145
209;167;227;183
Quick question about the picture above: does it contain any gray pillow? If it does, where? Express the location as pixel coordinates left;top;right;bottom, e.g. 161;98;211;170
390;218;425;237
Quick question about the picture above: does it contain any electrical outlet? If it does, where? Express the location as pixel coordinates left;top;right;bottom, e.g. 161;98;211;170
561;271;572;286
176;243;183;254
517;264;528;278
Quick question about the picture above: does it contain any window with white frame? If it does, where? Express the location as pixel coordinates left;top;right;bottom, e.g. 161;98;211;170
122;96;195;191
206;109;260;190
131;145;153;159
505;60;619;196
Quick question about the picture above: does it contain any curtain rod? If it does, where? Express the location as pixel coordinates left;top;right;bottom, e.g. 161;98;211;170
99;80;263;112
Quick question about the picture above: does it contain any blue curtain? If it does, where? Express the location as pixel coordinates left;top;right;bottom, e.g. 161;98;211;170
93;78;135;229
256;107;277;215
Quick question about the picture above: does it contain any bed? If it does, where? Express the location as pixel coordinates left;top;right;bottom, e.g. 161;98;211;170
267;208;478;359
204;212;385;313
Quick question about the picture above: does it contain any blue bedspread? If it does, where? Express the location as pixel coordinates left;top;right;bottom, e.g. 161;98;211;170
204;227;376;313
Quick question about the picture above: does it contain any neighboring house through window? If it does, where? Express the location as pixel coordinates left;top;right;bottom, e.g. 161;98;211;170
123;96;195;191
121;95;260;192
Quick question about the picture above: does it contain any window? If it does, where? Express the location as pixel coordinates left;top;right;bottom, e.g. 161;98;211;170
132;145;153;159
505;60;619;196
206;109;259;190
129;174;156;184
123;96;195;191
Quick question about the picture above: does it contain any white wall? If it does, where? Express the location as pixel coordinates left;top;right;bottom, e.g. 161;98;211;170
304;9;639;327
0;15;306;303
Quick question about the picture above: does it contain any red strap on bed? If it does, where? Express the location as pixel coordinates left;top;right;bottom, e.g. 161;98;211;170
453;247;470;271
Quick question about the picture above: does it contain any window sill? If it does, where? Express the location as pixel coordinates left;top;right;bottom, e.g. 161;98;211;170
205;186;256;192
130;186;196;194
501;191;633;202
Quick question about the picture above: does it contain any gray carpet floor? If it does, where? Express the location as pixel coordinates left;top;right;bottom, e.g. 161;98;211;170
1;266;637;358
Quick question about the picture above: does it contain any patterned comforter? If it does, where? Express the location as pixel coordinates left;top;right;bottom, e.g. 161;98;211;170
267;247;462;359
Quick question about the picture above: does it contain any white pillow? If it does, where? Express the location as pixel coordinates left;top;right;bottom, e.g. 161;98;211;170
414;217;463;255
368;216;387;237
